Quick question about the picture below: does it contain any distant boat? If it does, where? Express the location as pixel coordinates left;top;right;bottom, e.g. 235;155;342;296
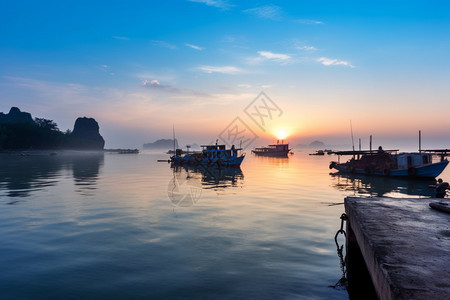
170;144;245;167
309;150;325;156
119;149;139;154
105;149;139;154
167;149;184;155
329;148;448;178
252;142;291;157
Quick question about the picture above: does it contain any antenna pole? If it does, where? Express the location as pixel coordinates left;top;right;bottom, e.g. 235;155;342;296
358;138;362;159
419;130;421;153
370;135;372;153
350;120;355;158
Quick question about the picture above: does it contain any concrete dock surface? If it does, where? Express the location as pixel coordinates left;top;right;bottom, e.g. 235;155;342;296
345;196;450;300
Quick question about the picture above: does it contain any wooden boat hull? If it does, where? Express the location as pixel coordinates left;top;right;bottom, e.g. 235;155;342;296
252;143;290;157
251;150;290;157
171;154;245;167
429;202;450;213
331;160;448;178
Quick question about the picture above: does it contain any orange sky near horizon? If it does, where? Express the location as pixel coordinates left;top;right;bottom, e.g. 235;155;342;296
1;1;449;149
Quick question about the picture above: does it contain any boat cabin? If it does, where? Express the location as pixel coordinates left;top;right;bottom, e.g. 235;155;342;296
254;143;289;153
396;153;432;169
200;144;240;160
202;145;226;151
271;144;289;151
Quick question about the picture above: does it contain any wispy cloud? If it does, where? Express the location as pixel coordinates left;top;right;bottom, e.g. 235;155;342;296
2;76;88;100
142;79;211;97
112;36;129;40
197;65;244;74
151;40;177;49
99;65;115;76
243;5;282;20
258;51;291;62
317;57;354;68
185;43;204;51
144;79;161;86
188;0;232;10
295;19;323;25
247;51;292;65
296;45;317;51
135;72;177;83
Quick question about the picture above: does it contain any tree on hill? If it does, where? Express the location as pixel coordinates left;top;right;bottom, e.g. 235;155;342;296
0;117;66;149
35;118;59;131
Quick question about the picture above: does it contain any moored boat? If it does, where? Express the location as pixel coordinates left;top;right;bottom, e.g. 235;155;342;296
309;150;325;156
252;142;291;157
429;202;450;213
170;144;245;167
329;148;448;178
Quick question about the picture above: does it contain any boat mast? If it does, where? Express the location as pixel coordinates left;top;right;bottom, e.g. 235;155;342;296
173;125;176;153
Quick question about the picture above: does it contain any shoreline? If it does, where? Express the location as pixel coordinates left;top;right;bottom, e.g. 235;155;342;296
0;149;107;156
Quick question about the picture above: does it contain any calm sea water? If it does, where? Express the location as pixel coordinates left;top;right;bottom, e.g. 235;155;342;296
0;150;447;299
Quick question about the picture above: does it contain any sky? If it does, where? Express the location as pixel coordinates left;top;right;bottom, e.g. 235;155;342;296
0;0;449;149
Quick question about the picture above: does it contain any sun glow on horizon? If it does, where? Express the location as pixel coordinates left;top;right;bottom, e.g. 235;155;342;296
276;128;289;140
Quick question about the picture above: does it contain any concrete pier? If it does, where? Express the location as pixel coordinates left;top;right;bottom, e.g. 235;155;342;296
345;196;450;300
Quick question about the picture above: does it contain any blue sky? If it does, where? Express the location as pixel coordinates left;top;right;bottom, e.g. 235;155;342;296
1;0;449;149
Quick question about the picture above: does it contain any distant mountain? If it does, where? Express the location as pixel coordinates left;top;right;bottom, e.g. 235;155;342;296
309;140;326;149
295;140;327;149
0;107;34;123
143;139;179;149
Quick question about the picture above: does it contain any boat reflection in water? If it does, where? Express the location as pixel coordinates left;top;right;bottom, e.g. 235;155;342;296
329;171;436;197
0;152;104;199
251;155;290;167
168;164;244;207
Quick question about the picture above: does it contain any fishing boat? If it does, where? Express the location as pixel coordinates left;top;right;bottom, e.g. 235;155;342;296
329;148;448;178
252;142;291;157
170;144;245;167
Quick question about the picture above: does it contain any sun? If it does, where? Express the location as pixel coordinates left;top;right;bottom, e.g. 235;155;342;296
276;128;288;140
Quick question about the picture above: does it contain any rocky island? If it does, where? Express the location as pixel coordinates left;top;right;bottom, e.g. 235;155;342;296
143;139;179;150
0;107;105;150
65;117;105;150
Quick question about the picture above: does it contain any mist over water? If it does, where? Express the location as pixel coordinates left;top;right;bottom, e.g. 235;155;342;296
0;151;448;299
